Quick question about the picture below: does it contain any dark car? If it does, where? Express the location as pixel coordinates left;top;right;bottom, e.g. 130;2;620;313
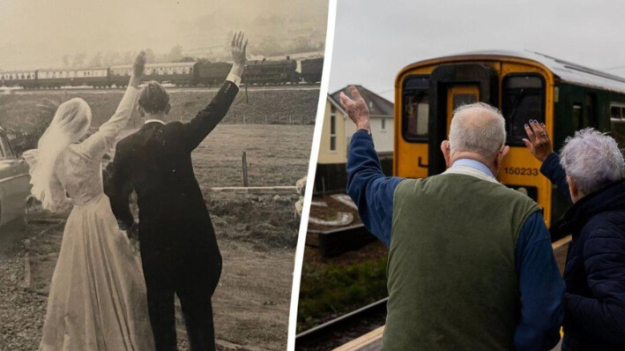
0;127;30;229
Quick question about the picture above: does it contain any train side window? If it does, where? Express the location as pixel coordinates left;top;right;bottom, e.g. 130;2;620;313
402;75;430;142
610;103;625;149
572;104;583;129
502;74;545;145
611;106;621;119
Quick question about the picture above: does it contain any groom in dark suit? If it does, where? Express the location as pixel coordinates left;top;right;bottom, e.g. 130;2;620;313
106;32;247;351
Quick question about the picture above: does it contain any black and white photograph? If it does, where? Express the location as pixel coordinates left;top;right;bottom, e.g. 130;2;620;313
0;1;327;350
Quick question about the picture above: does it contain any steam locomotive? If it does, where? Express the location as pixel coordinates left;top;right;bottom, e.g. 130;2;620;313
0;56;323;89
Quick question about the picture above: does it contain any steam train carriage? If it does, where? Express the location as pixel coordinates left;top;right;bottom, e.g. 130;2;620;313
109;62;196;87
244;58;299;85
1;71;37;89
300;57;324;83
395;50;625;235
37;68;109;89
195;61;233;86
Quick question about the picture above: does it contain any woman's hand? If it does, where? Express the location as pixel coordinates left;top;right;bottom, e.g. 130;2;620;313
523;119;554;162
129;51;146;89
230;31;247;77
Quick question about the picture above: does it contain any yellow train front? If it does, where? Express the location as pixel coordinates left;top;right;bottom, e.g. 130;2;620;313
394;51;625;234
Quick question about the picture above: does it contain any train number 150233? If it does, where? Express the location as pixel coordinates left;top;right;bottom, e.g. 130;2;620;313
503;167;539;176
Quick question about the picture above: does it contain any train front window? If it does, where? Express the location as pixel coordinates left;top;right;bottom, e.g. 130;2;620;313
502;74;545;145
402;75;430;142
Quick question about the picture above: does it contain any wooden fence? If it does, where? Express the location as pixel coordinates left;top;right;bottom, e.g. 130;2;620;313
313;156;393;195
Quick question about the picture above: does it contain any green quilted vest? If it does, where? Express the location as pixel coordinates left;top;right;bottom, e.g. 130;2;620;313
382;172;540;351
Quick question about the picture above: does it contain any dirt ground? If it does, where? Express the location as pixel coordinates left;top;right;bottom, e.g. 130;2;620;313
0;124;311;351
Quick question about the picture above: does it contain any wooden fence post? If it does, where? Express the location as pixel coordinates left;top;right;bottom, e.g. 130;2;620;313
242;151;249;187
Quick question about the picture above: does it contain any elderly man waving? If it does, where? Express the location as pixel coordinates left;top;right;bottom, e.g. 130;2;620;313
341;86;564;351
524;122;625;351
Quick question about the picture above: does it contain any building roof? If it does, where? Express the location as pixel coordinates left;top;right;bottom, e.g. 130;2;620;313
421;50;625;94
329;85;394;117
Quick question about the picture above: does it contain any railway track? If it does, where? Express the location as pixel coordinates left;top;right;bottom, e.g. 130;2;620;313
295;298;388;351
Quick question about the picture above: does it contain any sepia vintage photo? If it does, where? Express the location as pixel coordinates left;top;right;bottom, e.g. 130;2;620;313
0;1;327;350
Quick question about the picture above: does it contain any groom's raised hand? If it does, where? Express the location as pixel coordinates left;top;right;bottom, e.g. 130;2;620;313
230;31;247;78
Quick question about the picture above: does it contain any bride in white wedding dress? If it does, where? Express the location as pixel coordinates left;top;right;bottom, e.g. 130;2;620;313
23;52;155;351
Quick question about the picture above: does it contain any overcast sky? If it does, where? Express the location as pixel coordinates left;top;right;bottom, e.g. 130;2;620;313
0;0;327;69
329;0;625;101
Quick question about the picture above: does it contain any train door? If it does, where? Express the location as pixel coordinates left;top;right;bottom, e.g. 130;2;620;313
445;85;479;135
498;72;554;226
427;64;499;175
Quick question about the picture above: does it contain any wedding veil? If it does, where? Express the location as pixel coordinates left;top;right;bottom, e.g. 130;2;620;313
24;98;92;212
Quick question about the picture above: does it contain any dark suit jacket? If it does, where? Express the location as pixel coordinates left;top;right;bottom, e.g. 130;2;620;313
106;81;238;289
541;153;625;351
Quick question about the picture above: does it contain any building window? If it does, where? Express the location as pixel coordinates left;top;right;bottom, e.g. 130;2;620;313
330;106;337;151
381;118;386;130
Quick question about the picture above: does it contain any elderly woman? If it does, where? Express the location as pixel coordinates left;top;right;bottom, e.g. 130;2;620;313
524;121;625;351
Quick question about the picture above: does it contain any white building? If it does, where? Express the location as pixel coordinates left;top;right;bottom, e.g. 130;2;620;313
318;85;394;165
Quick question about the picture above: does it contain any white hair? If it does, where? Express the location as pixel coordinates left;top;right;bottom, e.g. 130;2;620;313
560;128;624;195
449;102;506;158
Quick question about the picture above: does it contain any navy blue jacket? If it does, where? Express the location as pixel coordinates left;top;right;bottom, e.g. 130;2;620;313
541;153;625;351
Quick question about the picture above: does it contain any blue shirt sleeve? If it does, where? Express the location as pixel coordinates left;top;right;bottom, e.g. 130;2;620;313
346;130;402;247
514;212;565;351
540;153;571;202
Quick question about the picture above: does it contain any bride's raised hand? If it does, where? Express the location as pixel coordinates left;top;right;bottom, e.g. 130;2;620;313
133;51;146;77
130;51;146;88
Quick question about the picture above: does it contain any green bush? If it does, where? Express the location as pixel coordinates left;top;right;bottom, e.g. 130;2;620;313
297;256;388;332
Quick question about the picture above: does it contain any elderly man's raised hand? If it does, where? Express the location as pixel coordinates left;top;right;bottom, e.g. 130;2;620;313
523;120;554;162
339;86;371;132
231;32;247;67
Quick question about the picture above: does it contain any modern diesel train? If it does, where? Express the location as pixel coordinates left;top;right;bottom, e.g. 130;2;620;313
394;50;625;234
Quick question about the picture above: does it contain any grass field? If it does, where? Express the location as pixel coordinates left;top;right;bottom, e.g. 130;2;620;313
193;124;314;187
0;89;315;350
0;88;319;134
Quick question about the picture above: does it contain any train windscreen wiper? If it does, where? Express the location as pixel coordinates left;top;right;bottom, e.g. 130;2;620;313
507;88;527;133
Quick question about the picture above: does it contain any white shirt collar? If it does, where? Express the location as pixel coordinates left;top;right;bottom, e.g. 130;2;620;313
451;158;495;178
144;119;166;125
